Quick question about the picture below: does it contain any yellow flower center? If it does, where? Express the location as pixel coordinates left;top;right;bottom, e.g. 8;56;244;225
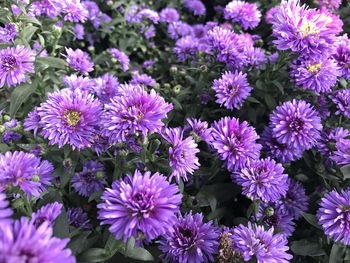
298;21;319;38
307;63;322;74
65;110;81;126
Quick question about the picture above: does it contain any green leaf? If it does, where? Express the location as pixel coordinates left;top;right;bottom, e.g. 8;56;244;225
19;15;42;26
78;248;109;262
340;164;350;179
67;231;92;255
88;190;103;202
22;25;38;43
291;240;326;256
35;57;68;69
9;82;37;117
329;243;346;263
170;97;183;110
121;246;154;261
300;212;322;230
126;236;135;256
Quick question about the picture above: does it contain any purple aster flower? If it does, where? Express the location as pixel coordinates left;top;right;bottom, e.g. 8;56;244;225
102;13;112;23
0;217;75;262
35;88;102;150
173;36;199;62
265;7;278;24
67;207;92;229
245;46;267;69
232;158;288;202
317;128;349;157
330;139;350;165
102;85;172;144
212;71;252;110
290;57;340;93
159;8;179;23
93;73;119;103
159;212;220;263
24;107;41;137
33;42;48;57
224;0;261;30
315;95;330;119
186;118;213;144
269;52;279;64
71;160;105;197
317;188;350;245
230;223;292;262
333;37;350;80
0;45;35;88
98;170;182;242
72;24;84;40
61;0;88;23
330;89;350;118
32;202;63;228
269;99;322;151
0;193;12;225
260;126;303;163
2;130;22;144
162;127;200;183
125;5;141;23
142;60;155;68
272;0;338;59
211;116;261;172
82;1;100;21
316;0;342;11
30;145;43;156
0;23;17;43
64;48;94;75
63;74;95;92
184;0;206;16
30;0;62;17
191;24;207;40
109;48;130;72
4;119;18;129
276;178;308;220
0;151;53;198
168;22;193;40
143;25;155;39
200;93;211;104
130;74;156;87
136;9;159;24
257;202;295;237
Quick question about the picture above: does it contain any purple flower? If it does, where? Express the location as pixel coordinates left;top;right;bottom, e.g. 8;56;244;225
245;46;267;69
160;8;179;23
159;212;220;263
173;36;199;62
72;24;84;40
315;95;330;119
333;37;350;80
269;99;322;151
276;178;308;219
109;48;130;72
4;119;18;129
61;0;88;23
32;202;63;228
0;23;17;43
290;57;340;93
0;151;53;198
200;93;211;104
212;71;252;110
211;116;261;172
67;207;92;229
72;160;105;197
316;0;342;11
224;0;261;30
125;5;141;23
30;0;62;17
184;0;206;16
102;85;172;145
33;42;48;57
0;45;35;88
330;89;350;118
30;145;43;156
98;170;182;242
331;139;350;165
143;25;155;39
265;7;278;24
186;118;213;144
230;223;292;262
130;74;156;87
317;128;349;158
142;60;155;68
24;107;41;137
0;193;12;225
257;202;295;237
168;22;193;40
136;9;159;24
35;88;102;150
162;127;200;183
232;158;288;202
191;24;207;40
63;74;95;91
82;1;100;21
317;188;350;245
260;126;303;163
93;73;119;103
2;130;22;144
64;48;93;74
0;217;75;263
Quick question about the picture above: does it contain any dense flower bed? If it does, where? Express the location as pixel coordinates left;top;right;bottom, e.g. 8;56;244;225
0;0;350;262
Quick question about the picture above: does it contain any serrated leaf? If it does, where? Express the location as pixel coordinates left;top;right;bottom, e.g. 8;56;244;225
35;56;68;69
9;82;37;117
